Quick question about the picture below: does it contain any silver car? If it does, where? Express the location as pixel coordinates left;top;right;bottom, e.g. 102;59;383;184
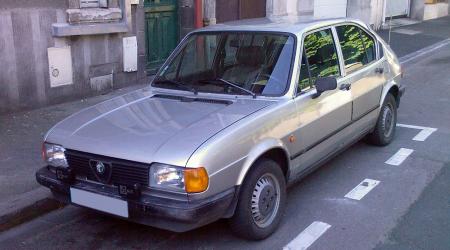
36;17;405;240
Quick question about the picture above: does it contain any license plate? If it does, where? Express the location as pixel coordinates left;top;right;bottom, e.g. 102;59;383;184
70;187;129;218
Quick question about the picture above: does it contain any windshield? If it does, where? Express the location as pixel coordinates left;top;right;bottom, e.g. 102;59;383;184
152;32;295;96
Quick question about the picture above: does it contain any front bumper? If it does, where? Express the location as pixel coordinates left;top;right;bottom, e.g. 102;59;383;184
36;167;237;232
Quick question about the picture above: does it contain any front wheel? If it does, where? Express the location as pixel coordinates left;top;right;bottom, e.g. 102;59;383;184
368;93;397;146
229;159;286;240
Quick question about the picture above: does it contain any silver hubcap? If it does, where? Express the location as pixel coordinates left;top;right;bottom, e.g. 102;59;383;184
383;103;395;137
251;173;281;228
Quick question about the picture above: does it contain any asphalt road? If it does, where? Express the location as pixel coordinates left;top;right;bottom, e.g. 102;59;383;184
1;42;450;250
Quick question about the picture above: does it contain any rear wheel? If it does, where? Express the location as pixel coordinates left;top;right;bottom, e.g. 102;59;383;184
229;159;286;240
368;93;397;146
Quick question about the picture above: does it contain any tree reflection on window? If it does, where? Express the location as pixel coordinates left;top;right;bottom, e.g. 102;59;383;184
336;25;376;74
302;29;340;87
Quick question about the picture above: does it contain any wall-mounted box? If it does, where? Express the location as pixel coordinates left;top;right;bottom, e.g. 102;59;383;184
123;36;137;72
48;46;73;87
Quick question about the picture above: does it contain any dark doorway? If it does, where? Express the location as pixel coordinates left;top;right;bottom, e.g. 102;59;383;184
216;0;266;23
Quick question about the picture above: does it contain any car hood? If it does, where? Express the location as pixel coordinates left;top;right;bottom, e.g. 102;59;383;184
46;88;274;166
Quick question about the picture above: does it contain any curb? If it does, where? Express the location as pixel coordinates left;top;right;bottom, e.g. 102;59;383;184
0;187;64;232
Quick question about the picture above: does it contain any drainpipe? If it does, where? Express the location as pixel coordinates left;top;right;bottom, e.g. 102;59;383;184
195;0;203;28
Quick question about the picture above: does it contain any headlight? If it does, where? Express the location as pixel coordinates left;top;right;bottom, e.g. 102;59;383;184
42;143;68;168
149;164;209;193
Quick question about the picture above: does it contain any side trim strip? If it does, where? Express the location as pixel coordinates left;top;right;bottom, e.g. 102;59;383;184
290;105;379;160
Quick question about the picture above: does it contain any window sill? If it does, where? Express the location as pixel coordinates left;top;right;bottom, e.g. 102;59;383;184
67;8;122;24
52;0;132;37
52;22;129;37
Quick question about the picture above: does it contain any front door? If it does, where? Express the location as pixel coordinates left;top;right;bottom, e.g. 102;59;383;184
291;28;352;176
144;0;178;73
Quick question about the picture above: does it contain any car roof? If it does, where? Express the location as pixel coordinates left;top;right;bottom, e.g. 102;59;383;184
196;16;370;36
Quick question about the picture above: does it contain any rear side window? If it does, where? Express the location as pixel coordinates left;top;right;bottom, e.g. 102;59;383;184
336;25;376;74
298;28;340;93
359;29;376;62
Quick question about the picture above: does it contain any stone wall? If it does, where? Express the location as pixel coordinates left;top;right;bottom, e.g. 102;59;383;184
347;0;385;29
267;0;314;17
0;0;147;114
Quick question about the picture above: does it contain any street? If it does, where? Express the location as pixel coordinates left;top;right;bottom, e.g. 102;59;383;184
1;34;450;249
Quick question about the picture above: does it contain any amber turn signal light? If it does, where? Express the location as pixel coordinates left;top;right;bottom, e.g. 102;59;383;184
184;167;209;193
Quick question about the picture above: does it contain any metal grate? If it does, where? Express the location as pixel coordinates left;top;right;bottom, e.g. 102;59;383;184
66;150;149;186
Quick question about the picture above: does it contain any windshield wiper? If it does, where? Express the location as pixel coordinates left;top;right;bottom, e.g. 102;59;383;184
153;76;198;95
200;78;256;98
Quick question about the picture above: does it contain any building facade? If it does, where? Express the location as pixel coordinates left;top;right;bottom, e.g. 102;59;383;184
0;0;448;113
0;0;198;113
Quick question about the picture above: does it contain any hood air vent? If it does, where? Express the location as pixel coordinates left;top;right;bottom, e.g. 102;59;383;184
153;94;232;105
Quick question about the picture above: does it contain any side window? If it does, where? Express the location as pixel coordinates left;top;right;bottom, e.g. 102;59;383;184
359;29;376;62
378;42;384;59
298;50;312;92
336;25;376;74
298;28;340;93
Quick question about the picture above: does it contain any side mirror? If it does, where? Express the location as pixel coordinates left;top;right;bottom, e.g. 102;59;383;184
313;77;337;98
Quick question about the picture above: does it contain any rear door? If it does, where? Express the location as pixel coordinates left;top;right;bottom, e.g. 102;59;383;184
335;24;385;121
291;27;352;176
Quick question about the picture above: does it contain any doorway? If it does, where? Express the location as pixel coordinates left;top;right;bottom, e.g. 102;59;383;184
216;0;266;23
144;0;178;73
385;0;410;18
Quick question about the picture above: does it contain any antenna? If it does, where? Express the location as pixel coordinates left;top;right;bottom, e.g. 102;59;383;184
388;12;393;45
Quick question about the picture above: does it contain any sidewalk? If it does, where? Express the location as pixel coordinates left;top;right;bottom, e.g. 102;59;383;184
1;15;449;231
377;15;450;58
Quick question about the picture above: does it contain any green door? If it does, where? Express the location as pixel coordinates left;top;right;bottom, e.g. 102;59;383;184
145;0;178;73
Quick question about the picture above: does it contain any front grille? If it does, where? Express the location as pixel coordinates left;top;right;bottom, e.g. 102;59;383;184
65;150;149;186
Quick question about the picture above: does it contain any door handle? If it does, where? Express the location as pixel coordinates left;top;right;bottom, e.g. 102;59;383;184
375;67;384;74
339;83;351;91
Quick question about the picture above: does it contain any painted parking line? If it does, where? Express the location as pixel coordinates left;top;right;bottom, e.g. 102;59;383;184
345;179;380;201
283;221;331;250
385;148;414;166
397;123;438;141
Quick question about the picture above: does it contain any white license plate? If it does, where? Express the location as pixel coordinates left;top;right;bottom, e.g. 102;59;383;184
70;187;129;218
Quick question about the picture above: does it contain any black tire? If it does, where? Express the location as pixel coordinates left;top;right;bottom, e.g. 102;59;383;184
368;93;397;146
229;158;286;240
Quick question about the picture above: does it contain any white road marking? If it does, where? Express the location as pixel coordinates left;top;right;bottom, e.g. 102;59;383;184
397;123;437;141
412;128;438;141
283;221;331;250
385;148;414;166
400;38;450;64
396;123;428;130
344;179;380;201
393;29;422;35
